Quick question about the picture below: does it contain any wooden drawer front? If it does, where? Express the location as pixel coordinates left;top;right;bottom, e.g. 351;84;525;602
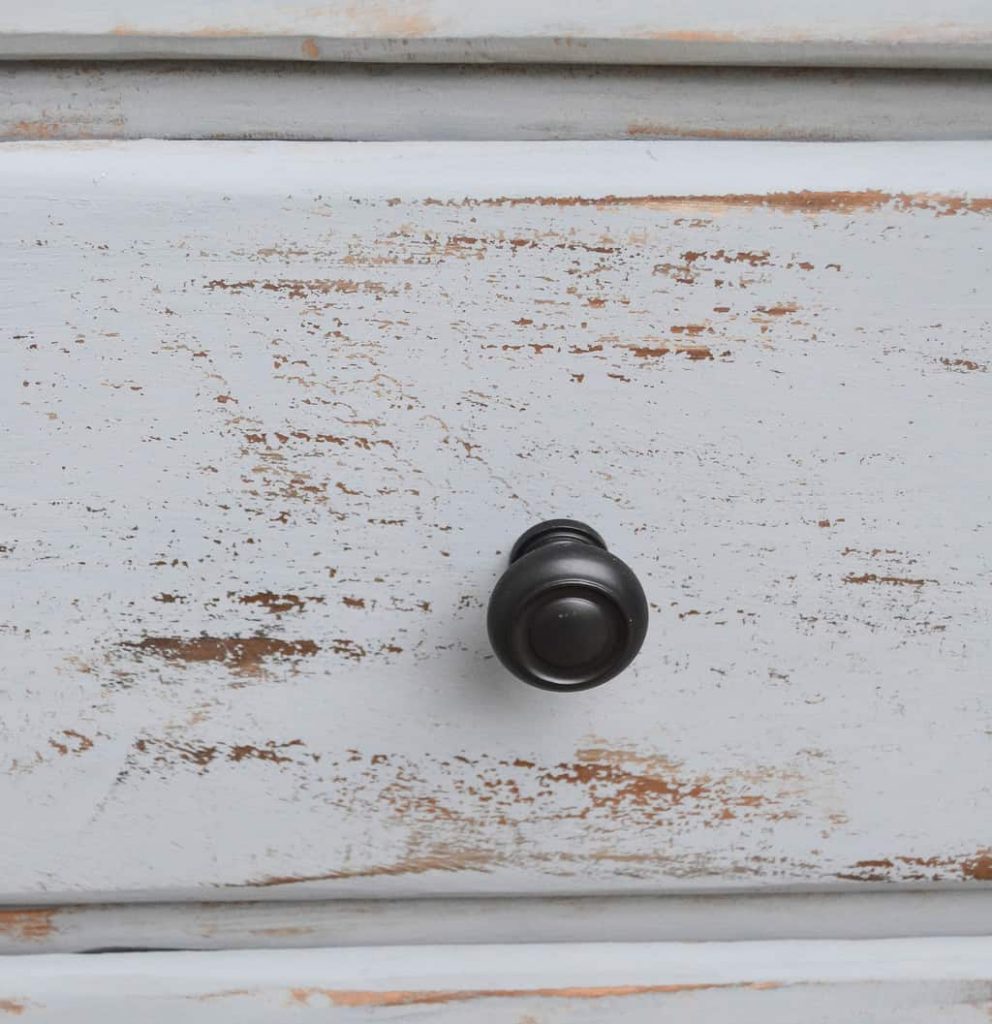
1;140;990;900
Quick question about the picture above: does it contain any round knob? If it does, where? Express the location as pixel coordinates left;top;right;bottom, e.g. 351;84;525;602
487;519;648;692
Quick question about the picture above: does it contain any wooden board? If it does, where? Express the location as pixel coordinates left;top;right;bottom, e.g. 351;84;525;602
2;939;992;1022
1;140;991;902
4;892;992;955
1;0;992;67
4;64;992;144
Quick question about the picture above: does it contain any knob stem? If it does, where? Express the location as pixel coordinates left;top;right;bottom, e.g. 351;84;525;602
510;519;606;562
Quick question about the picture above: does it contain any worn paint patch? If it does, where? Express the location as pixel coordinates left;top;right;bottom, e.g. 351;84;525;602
111;22;258;39
46;729;94;761
205;278;392;298
48;729;94;756
623;344;714;361
238;592;307;614
843;573;934;587
418;191;992;215
247;925;317;939
247;850;495;888
626;122;785;141
343;0;436;38
120;636;319;675
941;357;986;371
755;302;799;316
683;346;714;360
285;980;779;1007
637;29;741;43
838;850;992;882
6;120;63;140
0;909;57;943
237;743;821;887
133;737;305;770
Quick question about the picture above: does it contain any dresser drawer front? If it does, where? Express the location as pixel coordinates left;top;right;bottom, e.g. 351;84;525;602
2;140;990;900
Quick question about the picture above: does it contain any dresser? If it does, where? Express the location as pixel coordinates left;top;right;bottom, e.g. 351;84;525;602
2;3;991;1019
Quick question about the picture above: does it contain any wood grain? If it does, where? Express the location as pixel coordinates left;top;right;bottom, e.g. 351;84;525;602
1;140;990;901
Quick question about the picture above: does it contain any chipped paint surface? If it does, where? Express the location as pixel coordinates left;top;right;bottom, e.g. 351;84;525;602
284;980;777;1006
1;1;992;67
121;636;319;676
2;939;992;1022
0;141;991;900
839;851;992;883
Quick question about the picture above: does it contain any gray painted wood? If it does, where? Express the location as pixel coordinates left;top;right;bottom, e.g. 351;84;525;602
3;892;992;955
1;0;991;67
1;140;991;902
2;939;992;1021
3;63;992;142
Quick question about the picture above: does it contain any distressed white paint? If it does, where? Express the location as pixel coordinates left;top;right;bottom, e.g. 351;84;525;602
1;141;991;902
0;0;991;66
5;63;992;143
4;891;992;955
1;939;992;1021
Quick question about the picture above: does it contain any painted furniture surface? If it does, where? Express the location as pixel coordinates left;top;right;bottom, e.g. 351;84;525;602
3;939;992;1021
1;12;990;1005
2;1;992;66
3;140;989;903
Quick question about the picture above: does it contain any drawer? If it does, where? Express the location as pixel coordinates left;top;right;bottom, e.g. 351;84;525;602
1;140;990;901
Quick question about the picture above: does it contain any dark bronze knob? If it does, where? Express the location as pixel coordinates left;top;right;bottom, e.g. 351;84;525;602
487;519;648;692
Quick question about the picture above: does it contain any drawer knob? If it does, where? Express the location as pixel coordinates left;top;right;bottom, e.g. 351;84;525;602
487;519;648;692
